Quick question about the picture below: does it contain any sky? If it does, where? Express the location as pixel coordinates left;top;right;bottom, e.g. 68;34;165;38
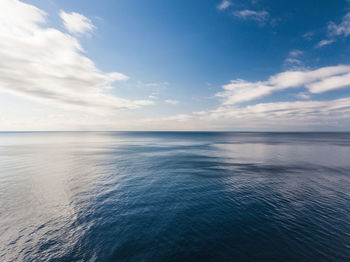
1;0;350;131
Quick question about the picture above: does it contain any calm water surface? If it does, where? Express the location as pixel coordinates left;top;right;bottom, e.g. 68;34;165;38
0;132;350;261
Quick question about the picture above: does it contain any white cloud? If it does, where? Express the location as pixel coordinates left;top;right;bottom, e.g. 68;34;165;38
60;11;95;36
0;0;152;112
208;98;350;122
289;50;304;57
284;50;304;69
139;96;350;131
302;32;314;41
233;10;269;24
328;12;350;37
316;39;335;48
137;81;169;87
217;79;275;105
317;12;350;48
165;99;179;105
146;82;169;87
217;65;350;105
306;72;350;93
284;58;302;66
270;65;350;93
217;0;231;10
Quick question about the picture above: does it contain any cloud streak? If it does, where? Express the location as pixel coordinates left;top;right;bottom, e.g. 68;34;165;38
233;10;270;24
289;50;304;57
316;39;335;48
209;98;350;120
216;65;350;105
0;0;152;112
217;0;231;11
283;49;304;68
140;96;350;131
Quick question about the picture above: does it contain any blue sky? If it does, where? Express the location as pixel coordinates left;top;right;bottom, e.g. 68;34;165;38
1;0;350;130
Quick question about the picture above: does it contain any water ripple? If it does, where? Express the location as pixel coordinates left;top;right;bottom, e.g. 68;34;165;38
0;132;350;261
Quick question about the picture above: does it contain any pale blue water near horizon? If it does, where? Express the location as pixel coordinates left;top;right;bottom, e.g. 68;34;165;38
0;132;350;261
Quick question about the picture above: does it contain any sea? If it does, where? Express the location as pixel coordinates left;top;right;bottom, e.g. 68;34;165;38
0;132;349;261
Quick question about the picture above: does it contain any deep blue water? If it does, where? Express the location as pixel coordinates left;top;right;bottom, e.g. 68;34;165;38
0;132;350;261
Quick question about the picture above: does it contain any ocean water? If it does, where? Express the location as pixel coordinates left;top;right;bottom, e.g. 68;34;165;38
0;132;350;262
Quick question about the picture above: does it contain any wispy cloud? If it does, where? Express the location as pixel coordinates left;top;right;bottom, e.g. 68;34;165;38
142;96;350;130
328;12;350;37
217;0;231;11
233;9;270;24
208;97;350;123
302;32;314;41
0;0;152;112
216;65;350;105
165;99;179;105
284;58;302;67
289;50;304;57
137;81;169;88
60;11;95;36
316;39;335;48
284;49;304;68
